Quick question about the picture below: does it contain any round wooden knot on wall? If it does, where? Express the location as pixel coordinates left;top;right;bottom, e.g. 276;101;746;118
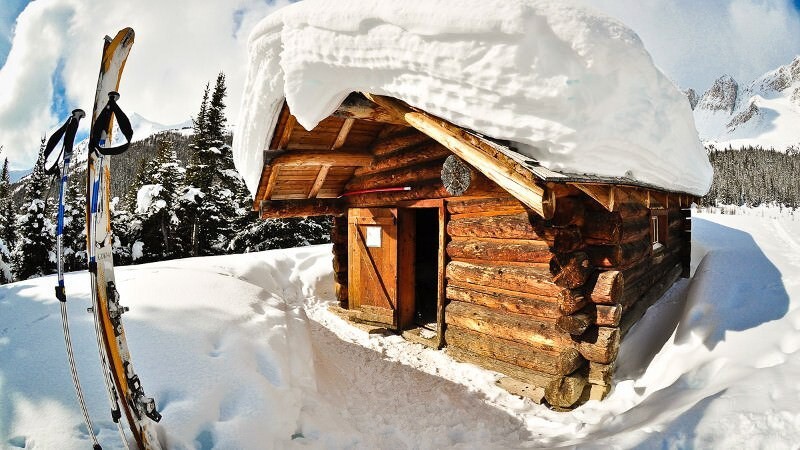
442;155;474;196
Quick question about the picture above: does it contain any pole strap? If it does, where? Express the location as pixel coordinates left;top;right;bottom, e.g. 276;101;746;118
43;109;85;175
90;91;133;156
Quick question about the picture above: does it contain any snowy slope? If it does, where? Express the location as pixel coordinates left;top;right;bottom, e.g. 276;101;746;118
234;0;712;197
693;56;800;150
2;212;800;449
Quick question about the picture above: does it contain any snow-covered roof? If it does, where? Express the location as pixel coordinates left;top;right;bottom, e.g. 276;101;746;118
233;0;713;197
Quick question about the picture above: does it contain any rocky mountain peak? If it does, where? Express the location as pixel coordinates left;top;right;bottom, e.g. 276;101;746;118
697;75;738;113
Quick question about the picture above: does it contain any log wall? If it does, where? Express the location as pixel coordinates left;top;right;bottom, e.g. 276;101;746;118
440;194;690;408
341;126;692;409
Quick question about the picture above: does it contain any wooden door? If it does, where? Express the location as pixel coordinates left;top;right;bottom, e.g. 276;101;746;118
348;208;401;328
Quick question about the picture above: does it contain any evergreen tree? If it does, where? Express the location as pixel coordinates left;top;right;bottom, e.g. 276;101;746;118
60;176;86;272
0;155;12;283
13;138;55;280
0;158;17;252
110;197;135;266
228;216;332;253
133;138;186;262
179;73;234;256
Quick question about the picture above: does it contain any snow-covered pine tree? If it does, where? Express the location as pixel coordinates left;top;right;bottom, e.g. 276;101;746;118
13;137;55;280
133;137;186;262
110;197;135;266
180;73;232;256
0;158;17;246
60;175;86;272
0;157;17;282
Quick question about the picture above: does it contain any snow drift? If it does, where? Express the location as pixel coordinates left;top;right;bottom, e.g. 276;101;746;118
233;0;713;197
2;211;800;448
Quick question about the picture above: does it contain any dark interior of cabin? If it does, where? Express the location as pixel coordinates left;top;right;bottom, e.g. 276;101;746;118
413;208;439;329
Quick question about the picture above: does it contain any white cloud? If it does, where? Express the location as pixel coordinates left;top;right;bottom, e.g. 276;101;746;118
581;0;800;90
0;0;289;169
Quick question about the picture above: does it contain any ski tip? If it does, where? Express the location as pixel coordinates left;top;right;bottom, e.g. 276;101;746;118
93;444;102;450
72;109;86;119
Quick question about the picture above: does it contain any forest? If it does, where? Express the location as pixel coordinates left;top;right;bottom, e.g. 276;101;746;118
701;145;800;207
0;73;330;283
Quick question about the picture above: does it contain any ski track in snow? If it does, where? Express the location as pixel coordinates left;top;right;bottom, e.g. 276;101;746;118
2;212;800;449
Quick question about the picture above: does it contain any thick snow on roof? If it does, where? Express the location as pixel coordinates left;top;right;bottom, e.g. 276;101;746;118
233;0;713;197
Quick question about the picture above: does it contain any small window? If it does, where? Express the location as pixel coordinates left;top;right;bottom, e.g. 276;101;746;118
651;216;659;244
651;209;668;251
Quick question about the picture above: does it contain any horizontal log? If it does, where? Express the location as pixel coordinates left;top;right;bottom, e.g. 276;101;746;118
446;196;525;215
343;177;503;207
619;248;682;307
445;326;583;376
587;239;651;269
447;213;583;252
556;311;593;336
445;300;572;351
595;304;622;327
583;216;651;246
588;383;612;401
446;347;555;387
446;280;584;317
355;142;451;176
549;252;592;289
446;237;552;263
577;326;620;364
548;196;586;227
620;264;682;338
532;223;584;253
370;130;431;156
446;260;562;299
260;199;344;219
545;371;588;408
345;160;446;191
556;303;622;335
446;282;560;319
332;93;408;125
588;361;614;386
496;377;545;403
447;212;539;240
586;271;624;305
269;150;374;167
618;243;681;287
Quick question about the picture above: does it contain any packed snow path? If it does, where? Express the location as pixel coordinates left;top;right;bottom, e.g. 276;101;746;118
2;212;800;448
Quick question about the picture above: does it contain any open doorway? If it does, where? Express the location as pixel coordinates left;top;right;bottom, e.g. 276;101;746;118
413;208;440;329
397;204;444;348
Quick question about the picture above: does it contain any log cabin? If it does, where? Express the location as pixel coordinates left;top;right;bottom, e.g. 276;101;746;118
252;92;698;409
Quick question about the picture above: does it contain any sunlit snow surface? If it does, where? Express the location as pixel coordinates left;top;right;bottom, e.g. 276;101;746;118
2;210;800;448
233;0;713;198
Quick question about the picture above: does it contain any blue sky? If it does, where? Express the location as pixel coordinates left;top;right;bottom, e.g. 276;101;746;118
1;0;800;169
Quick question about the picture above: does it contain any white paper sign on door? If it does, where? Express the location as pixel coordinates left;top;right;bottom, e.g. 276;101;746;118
365;226;382;248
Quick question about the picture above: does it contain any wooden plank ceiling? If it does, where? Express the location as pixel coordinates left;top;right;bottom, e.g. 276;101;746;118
254;103;392;204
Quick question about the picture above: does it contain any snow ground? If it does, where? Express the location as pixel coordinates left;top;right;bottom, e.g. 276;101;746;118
2;211;800;449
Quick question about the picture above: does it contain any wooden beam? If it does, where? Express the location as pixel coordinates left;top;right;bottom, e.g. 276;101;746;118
331;118;355;150
307;165;331;198
270;150;373;167
365;94;554;219
259;199;343;219
573;183;615;212
276;114;296;150
332;93;408;125
263;165;280;200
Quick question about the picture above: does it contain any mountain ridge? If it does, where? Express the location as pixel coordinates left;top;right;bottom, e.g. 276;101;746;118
690;56;800;150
